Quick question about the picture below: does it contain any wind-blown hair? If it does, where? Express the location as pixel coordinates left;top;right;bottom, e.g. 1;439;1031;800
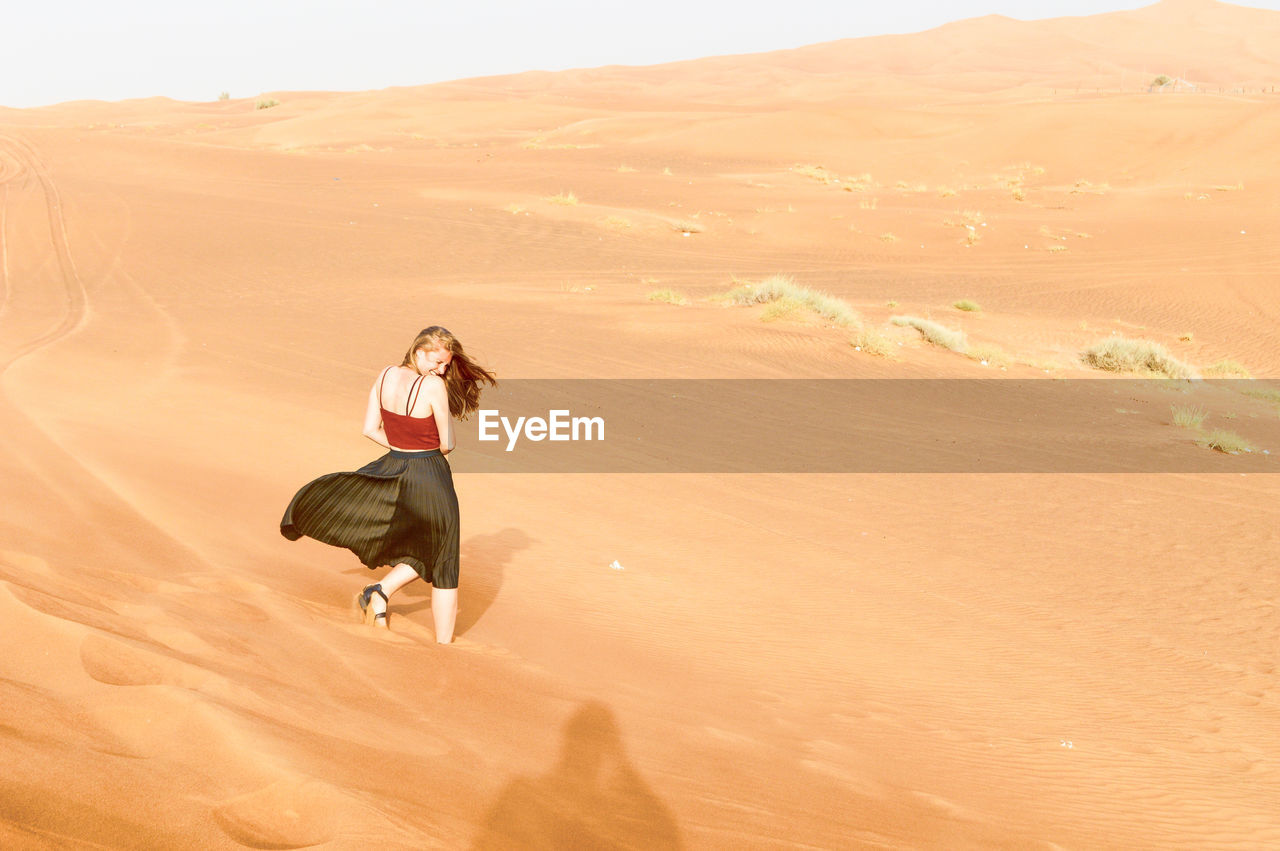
400;326;496;420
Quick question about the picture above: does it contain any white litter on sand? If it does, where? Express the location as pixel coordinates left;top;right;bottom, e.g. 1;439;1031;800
609;560;625;571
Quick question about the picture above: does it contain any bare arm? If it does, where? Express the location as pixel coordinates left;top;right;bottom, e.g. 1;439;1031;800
362;368;392;448
422;375;455;455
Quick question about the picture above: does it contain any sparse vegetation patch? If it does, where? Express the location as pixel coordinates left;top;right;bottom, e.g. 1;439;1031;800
255;98;280;110
724;275;857;326
1199;429;1254;455
1204;360;1250;378
891;316;968;352
850;327;895;357
1171;404;1208;429
1080;337;1195;379
647;289;687;306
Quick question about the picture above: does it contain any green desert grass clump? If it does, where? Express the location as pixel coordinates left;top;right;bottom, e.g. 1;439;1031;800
1171;404;1208;429
545;191;579;206
953;299;981;312
1199;428;1253;454
647;289;687;306
1203;360;1250;378
254;98;280;110
890;316;968;353
724;275;857;326
850;326;895;357
1080;337;1196;379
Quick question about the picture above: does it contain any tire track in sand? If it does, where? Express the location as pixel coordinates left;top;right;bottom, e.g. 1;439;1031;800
0;132;88;373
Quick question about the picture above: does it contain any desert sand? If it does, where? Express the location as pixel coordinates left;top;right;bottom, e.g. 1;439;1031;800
3;0;1280;846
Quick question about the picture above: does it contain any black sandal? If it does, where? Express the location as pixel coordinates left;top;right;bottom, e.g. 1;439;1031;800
356;583;389;627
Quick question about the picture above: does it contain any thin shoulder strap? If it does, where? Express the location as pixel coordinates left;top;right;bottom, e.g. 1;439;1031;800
405;375;425;415
377;366;392;410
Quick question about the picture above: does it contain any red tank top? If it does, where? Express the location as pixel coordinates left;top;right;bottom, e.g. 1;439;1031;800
380;370;442;451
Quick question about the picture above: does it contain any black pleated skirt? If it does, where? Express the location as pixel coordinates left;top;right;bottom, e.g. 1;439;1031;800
280;449;459;588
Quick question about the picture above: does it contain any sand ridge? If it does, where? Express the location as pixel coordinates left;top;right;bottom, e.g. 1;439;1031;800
3;1;1280;846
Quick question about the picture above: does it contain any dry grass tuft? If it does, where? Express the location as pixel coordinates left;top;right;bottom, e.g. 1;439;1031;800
880;232;897;243
1012;187;1026;202
601;216;632;229
545;191;579;206
1214;182;1244;192
966;343;1009;367
647;289;688;306
255;98;280;110
793;164;839;184
1199;429;1253;454
891;316;968;352
673;220;703;234
1080;337;1196;379
760;296;808;322
850;326;896;357
724;276;858;326
953;299;981;312
1171;404;1208;429
1203;360;1250;378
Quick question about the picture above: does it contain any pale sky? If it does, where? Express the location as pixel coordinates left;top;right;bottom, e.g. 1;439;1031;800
2;0;1275;108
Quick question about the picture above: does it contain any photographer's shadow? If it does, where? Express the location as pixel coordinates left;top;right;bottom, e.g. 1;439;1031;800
471;701;682;849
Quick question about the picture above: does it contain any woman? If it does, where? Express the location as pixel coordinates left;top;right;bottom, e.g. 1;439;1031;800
281;326;496;643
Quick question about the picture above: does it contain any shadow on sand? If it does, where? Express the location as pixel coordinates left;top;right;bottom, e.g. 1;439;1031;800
471;701;682;849
386;527;530;635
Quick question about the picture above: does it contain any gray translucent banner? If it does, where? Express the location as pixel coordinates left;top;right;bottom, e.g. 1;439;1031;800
444;380;1280;473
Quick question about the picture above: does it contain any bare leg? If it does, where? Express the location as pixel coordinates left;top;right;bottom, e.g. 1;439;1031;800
366;563;419;625
432;586;458;644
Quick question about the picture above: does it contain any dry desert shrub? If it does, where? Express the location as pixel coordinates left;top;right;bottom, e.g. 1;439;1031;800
254;98;280;110
880;233;897;243
545;191;579;206
953;299;981;312
890;316;968;352
1171;404;1208;429
938;186;957;198
1199;429;1253;454
647;289;687;306
673;220;703;234
1012;187;1026;201
1203;360;1250;378
966;342;1008;367
724;276;857;326
793;164;839;184
850;326;895;357
1080;337;1195;379
218;91;230;101
760;296;808;322
1240;386;1280;404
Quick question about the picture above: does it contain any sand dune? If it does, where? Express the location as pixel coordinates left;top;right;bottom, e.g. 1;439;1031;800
3;1;1280;846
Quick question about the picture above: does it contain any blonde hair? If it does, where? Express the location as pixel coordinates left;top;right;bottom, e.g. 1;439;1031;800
400;326;496;420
